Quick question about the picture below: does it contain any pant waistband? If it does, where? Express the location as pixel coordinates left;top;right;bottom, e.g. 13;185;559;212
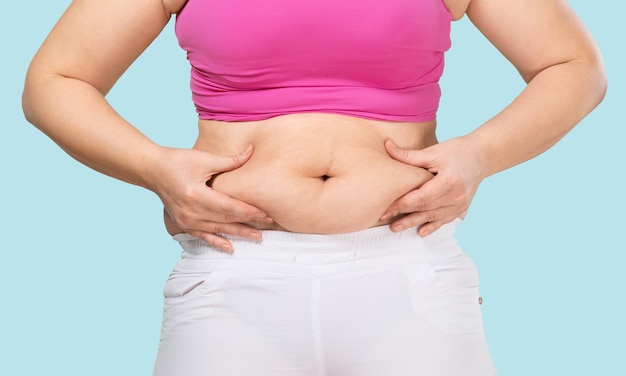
173;219;462;267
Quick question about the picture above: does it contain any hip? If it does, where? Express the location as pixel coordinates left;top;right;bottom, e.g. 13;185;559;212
155;219;496;376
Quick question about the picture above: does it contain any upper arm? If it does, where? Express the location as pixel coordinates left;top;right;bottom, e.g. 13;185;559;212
26;0;187;95
466;0;604;83
443;0;472;21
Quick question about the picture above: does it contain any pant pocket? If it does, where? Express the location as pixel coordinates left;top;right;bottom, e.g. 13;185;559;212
405;247;485;334
162;268;219;304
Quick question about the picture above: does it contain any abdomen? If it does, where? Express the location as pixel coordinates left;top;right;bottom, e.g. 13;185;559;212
196;113;436;233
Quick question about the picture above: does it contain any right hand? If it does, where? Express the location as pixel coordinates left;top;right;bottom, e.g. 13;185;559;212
144;145;272;253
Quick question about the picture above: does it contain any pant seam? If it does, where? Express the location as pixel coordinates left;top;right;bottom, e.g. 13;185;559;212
310;277;327;376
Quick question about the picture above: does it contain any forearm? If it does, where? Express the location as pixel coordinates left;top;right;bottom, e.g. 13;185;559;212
467;58;607;178
23;73;161;190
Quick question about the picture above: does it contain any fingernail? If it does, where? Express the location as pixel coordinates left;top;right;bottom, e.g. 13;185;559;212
392;224;405;232
419;228;431;237
253;211;270;221
381;206;398;222
220;242;233;253
249;231;261;241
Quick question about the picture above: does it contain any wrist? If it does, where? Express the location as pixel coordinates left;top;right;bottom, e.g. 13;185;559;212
138;144;171;193
457;132;495;180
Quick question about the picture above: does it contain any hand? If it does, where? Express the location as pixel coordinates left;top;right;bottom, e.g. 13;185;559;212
380;137;488;237
145;145;272;252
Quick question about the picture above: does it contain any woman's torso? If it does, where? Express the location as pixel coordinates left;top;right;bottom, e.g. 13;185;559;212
166;0;457;235
166;113;437;235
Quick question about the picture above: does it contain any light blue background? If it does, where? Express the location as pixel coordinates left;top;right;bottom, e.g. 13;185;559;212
1;1;624;375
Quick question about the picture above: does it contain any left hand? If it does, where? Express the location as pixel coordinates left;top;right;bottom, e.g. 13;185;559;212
380;137;488;237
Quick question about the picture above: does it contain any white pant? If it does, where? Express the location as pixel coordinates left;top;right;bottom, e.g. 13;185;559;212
153;220;496;376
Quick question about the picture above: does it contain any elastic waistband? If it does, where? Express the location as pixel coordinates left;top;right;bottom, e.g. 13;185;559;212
173;219;462;269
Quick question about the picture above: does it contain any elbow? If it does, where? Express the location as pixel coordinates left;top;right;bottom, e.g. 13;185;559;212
592;58;608;107
22;82;35;124
22;86;35;126
22;68;56;129
522;52;608;111
578;51;608;112
22;70;41;127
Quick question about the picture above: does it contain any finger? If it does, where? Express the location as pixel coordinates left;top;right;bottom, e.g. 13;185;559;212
416;218;457;238
389;207;459;235
202;189;273;224
187;230;235;254
207;145;255;176
384;139;430;167
381;178;449;220
199;221;262;241
188;222;264;253
388;207;448;232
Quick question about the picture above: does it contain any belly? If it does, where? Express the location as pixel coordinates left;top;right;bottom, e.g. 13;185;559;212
193;113;436;234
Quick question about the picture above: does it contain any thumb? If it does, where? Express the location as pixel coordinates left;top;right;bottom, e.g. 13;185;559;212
384;139;430;168
208;144;254;175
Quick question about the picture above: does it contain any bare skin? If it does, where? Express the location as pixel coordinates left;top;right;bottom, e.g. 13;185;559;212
23;0;605;252
164;113;437;235
381;0;607;236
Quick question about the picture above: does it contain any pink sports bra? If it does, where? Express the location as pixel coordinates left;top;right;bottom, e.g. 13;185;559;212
175;0;452;122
